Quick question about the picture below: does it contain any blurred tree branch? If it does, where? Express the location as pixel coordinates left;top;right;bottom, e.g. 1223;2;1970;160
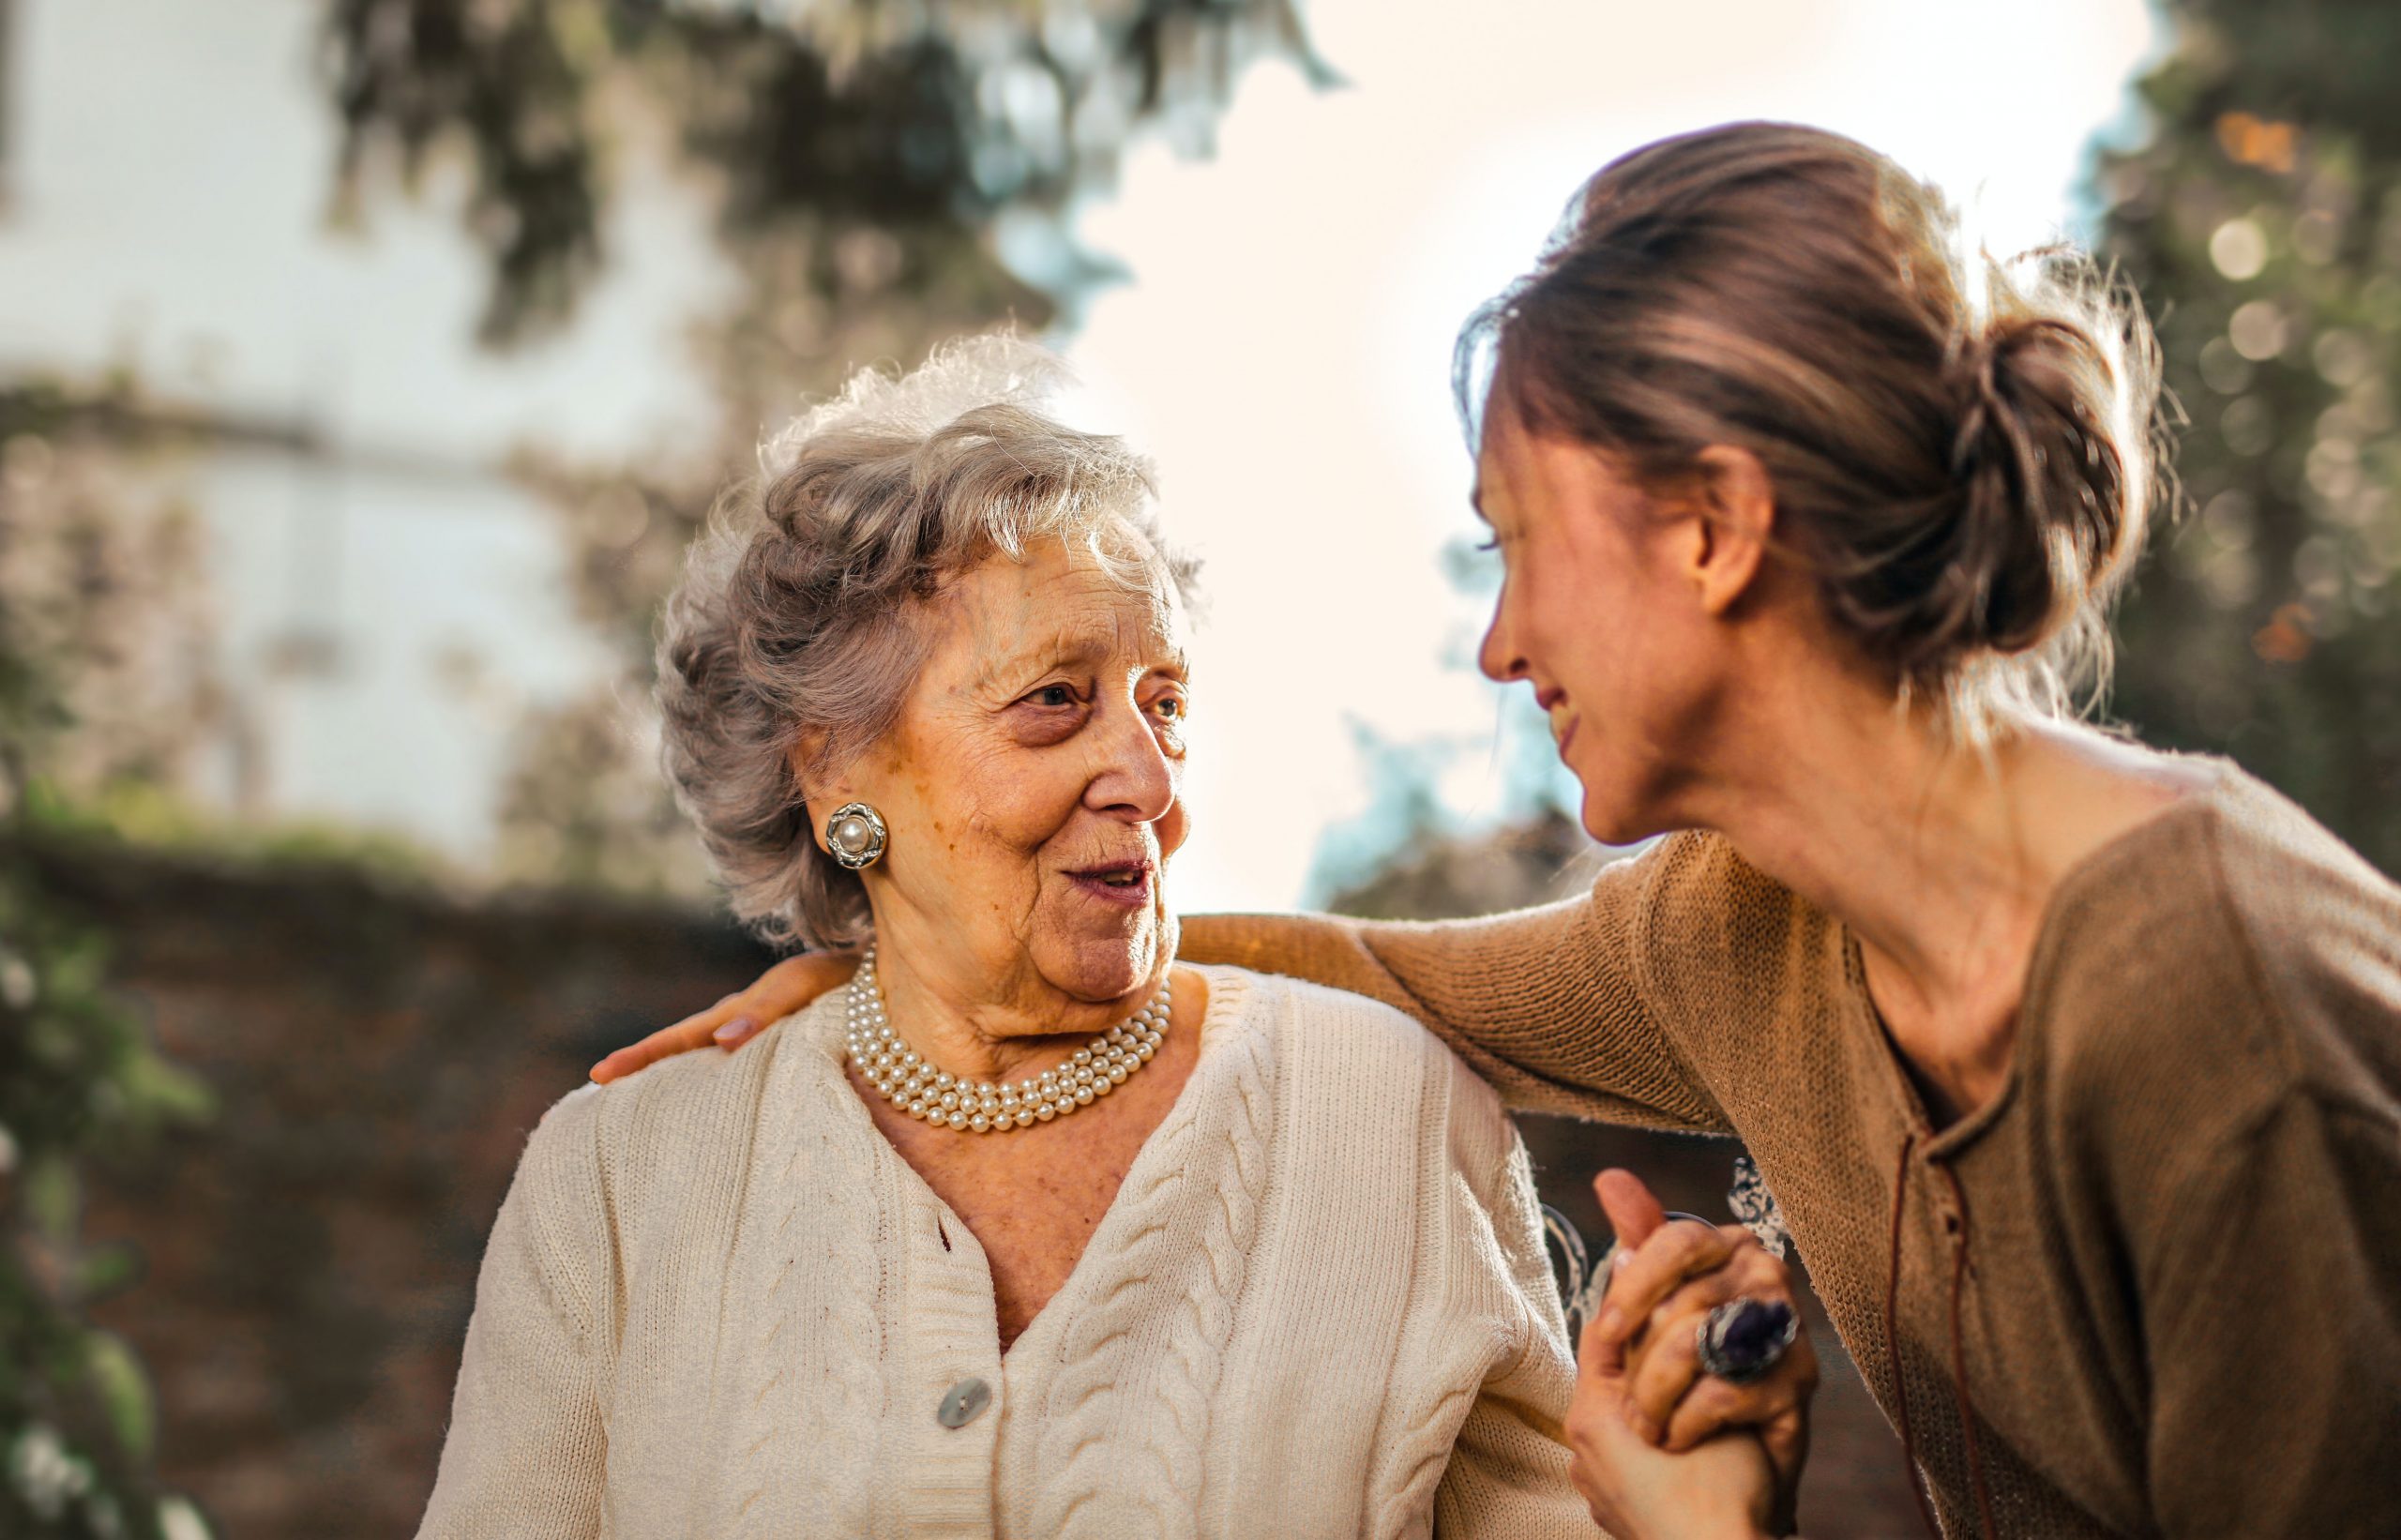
2098;0;2401;873
323;0;1334;343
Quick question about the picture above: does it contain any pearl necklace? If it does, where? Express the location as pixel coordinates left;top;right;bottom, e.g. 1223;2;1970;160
843;947;1170;1133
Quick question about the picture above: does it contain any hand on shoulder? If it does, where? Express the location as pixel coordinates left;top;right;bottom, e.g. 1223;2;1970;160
589;951;858;1083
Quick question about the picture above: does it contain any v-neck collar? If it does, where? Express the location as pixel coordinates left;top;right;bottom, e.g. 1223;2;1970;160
1004;965;1254;1367
789;963;1256;1366
1837;757;2242;1160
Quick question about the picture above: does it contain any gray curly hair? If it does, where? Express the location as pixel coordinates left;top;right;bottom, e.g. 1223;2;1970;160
656;336;1197;951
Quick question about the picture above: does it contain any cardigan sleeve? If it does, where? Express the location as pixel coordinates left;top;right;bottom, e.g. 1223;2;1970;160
1433;1087;1602;1538
1181;835;1724;1129
416;1091;612;1540
1435;1349;1596;1540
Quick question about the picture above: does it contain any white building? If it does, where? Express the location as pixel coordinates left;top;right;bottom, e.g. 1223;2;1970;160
0;0;727;861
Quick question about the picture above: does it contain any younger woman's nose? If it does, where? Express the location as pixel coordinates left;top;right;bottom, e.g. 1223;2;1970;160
1478;612;1529;685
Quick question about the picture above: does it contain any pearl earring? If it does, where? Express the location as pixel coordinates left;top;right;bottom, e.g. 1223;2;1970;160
823;802;888;870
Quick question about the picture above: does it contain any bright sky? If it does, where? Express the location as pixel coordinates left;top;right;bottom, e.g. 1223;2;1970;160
0;0;2162;912
1063;0;2162;911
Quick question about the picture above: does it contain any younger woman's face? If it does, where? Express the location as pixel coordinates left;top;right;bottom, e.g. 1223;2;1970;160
1473;406;1732;844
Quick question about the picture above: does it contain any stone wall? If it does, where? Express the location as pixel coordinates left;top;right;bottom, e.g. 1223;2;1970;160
29;836;773;1536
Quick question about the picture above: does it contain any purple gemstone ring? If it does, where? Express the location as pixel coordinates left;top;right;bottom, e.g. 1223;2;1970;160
1696;1296;1798;1384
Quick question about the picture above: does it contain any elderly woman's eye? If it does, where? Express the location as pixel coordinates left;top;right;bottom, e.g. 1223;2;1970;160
1154;695;1185;720
1029;684;1077;708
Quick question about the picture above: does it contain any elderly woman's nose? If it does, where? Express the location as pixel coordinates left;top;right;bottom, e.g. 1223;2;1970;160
1082;703;1178;820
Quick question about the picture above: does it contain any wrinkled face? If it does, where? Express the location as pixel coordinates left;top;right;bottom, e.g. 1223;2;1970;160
1473;406;1724;844
827;531;1191;1010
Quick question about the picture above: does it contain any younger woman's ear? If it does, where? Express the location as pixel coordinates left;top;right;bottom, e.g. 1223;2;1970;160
1687;445;1775;617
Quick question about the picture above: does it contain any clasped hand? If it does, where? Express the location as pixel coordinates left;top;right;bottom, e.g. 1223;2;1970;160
1563;1170;1818;1540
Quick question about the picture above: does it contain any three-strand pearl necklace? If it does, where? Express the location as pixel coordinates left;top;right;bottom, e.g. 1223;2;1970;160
844;947;1170;1133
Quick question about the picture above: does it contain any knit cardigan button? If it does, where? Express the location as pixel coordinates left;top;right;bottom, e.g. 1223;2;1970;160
937;1378;992;1428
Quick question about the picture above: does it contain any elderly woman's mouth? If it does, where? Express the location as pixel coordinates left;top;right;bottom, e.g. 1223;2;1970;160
1065;860;1155;906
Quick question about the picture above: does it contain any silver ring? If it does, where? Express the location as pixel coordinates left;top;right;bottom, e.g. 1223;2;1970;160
1696;1295;1797;1384
1548;1208;1729;1336
1610;1211;1715;1289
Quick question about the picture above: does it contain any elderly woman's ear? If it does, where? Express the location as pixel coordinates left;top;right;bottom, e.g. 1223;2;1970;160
790;735;849;857
793;737;898;881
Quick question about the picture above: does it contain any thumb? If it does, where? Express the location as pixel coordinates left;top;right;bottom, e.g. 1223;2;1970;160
1594;1168;1669;1252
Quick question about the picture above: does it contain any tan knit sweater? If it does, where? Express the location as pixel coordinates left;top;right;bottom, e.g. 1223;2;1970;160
1186;761;2401;1540
417;965;1594;1539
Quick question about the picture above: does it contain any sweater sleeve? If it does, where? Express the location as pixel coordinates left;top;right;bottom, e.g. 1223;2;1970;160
1181;836;1723;1129
1433;1096;1601;1539
417;1090;612;1540
1435;1350;1595;1540
2140;1090;2401;1538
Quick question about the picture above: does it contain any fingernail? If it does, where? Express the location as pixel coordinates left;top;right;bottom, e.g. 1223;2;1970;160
713;1015;758;1047
587;1061;612;1083
1593;1305;1623;1341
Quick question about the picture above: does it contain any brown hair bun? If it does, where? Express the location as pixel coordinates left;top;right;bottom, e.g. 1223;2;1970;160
1460;122;2163;731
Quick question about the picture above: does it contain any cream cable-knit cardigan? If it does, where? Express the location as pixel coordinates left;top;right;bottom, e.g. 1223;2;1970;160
417;964;1594;1538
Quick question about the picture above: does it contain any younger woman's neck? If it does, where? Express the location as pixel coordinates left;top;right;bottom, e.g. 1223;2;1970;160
1685;677;2197;1120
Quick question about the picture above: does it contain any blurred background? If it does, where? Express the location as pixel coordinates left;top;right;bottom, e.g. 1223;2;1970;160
1;0;2395;1534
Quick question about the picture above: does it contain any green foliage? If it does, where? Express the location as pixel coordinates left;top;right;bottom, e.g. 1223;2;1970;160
324;0;1331;342
1;390;213;1538
2099;0;2401;873
19;778;460;894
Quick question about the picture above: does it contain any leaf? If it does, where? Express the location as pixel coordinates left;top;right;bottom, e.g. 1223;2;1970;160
72;1244;141;1306
117;1054;216;1127
83;1329;158;1465
24;1155;79;1247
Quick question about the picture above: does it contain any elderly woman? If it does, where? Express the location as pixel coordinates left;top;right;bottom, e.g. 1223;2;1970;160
415;339;1628;1538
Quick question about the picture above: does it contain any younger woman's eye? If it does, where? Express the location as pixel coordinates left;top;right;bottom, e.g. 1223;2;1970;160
1472;537;1499;553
